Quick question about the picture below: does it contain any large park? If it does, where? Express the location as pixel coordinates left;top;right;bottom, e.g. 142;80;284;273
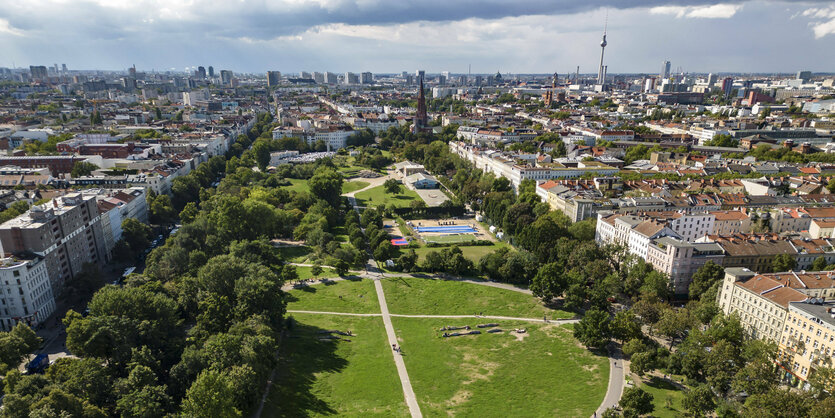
264;276;609;417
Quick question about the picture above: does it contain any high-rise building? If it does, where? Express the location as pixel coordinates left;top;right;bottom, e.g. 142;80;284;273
128;65;136;79
721;77;734;98
208;66;215;78
707;73;717;86
267;71;281;87
797;70;812;82
122;77;136;91
0;193;108;300
313;72;325;83
197;66;206;79
660;60;671;80
29;65;48;81
325;72;338;84
220;70;233;85
361;72;373;84
301;71;312;79
344;72;359;85
61;64;67;73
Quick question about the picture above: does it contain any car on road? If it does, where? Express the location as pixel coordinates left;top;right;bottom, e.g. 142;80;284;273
25;354;49;374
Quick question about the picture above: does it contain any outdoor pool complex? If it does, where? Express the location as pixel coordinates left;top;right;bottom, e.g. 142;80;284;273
414;226;478;234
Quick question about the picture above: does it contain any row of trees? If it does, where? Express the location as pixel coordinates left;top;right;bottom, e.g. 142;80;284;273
0;112;302;416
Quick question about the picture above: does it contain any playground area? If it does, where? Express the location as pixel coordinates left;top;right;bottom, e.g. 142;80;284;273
407;218;494;243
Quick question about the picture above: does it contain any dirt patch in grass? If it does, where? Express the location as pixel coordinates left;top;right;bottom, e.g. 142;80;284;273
446;390;472;408
460;351;499;385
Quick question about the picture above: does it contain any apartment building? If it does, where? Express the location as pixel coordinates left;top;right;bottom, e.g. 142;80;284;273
536;180;607;222
450;141;618;189
0;255;53;331
717;268;808;341
93;188;148;260
272;126;355;150
710;210;752;235
641;211;715;242
646;237;724;296
0;193;107;293
456;126;521;144
779;301;835;386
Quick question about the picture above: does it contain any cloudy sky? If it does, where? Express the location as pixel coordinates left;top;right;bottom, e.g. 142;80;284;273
1;0;833;75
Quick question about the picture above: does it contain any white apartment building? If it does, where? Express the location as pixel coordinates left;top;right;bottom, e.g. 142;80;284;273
718;268;808;341
311;128;355;150
766;208;813;233
450;141;617;189
0;256;54;331
646;211;714;242
596;212;681;259
272;126;355;150
456;126;520;144
689;126;729;145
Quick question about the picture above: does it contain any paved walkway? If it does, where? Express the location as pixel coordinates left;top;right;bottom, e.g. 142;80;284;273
593;344;626;417
373;278;422;418
343;174;389;198
287;309;579;324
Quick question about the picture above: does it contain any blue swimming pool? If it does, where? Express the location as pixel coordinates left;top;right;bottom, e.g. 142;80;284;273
415;226;477;234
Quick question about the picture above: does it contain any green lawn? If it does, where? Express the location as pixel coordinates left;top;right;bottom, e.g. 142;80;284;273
287;279;380;314
283;178;310;193
422;234;478;244
392;319;608;417
342;180;370;194
411;242;509;264
296;266;340;280
278;246;314;263
355;185;421;208
639;376;687;418
381;276;573;319
265;315;408;417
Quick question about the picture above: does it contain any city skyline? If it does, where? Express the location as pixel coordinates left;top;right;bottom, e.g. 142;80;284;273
1;1;834;74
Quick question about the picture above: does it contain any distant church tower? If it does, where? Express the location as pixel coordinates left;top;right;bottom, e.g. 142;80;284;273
413;73;429;133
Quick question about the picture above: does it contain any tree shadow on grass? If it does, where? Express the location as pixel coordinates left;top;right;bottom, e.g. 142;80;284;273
264;322;349;417
645;376;684;415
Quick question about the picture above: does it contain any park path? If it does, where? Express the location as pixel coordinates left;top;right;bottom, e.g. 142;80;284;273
594;344;627;417
373;278;423;418
343;171;390;198
287;309;580;324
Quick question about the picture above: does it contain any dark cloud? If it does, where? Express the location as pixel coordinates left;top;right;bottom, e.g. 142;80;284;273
0;1;832;72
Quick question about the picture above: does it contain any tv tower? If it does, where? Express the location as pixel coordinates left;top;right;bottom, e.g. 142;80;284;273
596;12;608;85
